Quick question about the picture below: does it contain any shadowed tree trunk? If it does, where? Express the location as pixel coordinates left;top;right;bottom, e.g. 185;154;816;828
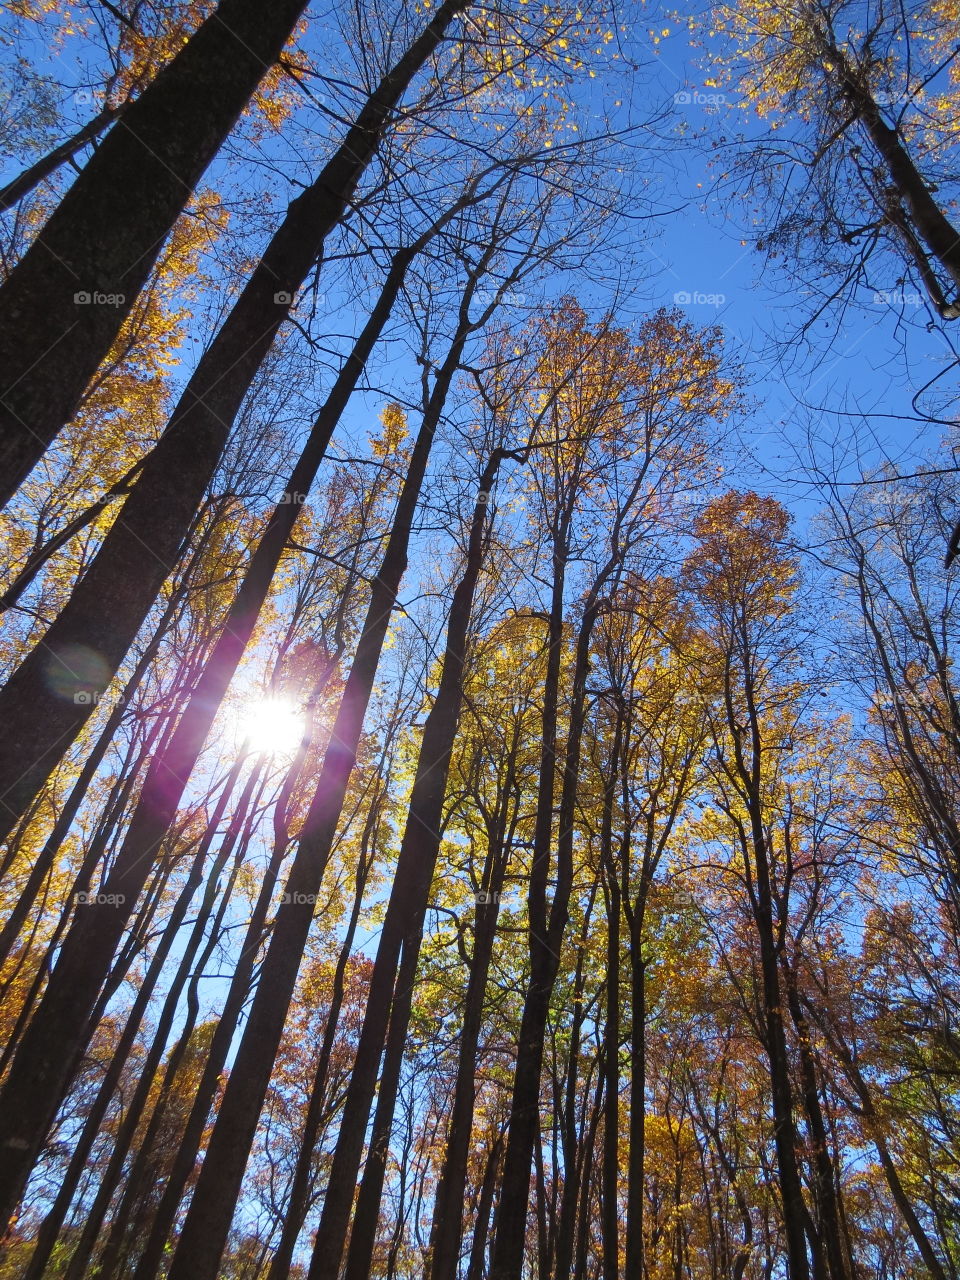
427;793;519;1280
164;290;482;1280
489;590;604;1280
466;1135;505;1280
128;796;300;1280
0;0;311;506
316;450;510;1280
0;0;471;854
0;101;123;215
63;761;266;1280
599;710;625;1280
551;883;598;1280
19;752;257;1280
265;782;385;1280
0;511;226;967
0;189;484;1228
782;958;854;1280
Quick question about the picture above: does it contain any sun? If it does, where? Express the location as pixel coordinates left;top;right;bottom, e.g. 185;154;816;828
238;695;305;758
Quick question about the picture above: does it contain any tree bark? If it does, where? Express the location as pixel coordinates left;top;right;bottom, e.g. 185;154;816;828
0;210;473;1225
307;451;507;1280
0;0;471;850
428;797;517;1280
782;961;854;1280
128;808;294;1280
265;786;383;1280
164;305;477;1280
0;0;310;505
818;31;960;314
66;760;264;1280
489;594;601;1280
19;760;248;1280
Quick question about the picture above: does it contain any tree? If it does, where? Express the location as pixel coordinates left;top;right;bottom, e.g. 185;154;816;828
0;0;311;506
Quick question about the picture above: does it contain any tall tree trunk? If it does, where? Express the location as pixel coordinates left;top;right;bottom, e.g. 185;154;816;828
625;913;647;1280
599;705;624;1280
0;101;124;215
466;1136;505;1280
128;809;296;1280
733;659;813;1280
552;884;597;1280
810;1005;949;1280
489;594;602;1280
19;758;250;1280
427;799;517;1280
0;220;472;1228
165;304;479;1280
0;0;310;505
487;548;566;1280
63;761;265;1280
0;524;216;967
817;30;960;310
265;785;384;1280
752;862;812;1280
0;693;178;1071
782;961;854;1280
0;0;471;848
307;450;507;1280
572;1061;605;1280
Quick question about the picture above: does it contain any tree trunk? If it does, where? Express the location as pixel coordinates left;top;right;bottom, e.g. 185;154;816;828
782;962;854;1280
265;781;385;1280
600;747;623;1280
820;32;960;309
20;759;249;1280
489;594;600;1280
0;530;211;968
552;885;597;1280
128;812;294;1280
0;0;471;849
428;800;516;1280
466;1136;504;1280
753;879;811;1280
0;220;468;1226
0;0;310;505
164;308;477;1280
309;451;506;1280
625;920;647;1280
68;761;264;1280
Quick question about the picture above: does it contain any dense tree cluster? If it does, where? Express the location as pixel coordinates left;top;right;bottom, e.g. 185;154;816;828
0;1;957;1278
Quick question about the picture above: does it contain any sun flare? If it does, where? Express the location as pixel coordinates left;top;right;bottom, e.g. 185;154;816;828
238;695;305;758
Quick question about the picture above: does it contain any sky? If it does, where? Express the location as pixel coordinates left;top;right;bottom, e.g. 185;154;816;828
2;0;952;519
